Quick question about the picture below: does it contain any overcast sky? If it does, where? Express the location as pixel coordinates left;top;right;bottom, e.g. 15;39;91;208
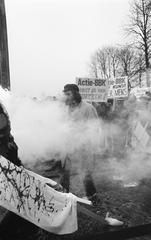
5;0;130;97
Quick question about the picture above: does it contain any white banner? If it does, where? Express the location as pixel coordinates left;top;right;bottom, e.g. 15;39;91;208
0;157;78;235
76;78;108;102
108;76;128;98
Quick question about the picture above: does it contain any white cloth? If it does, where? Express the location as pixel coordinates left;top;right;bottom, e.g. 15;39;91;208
0;156;78;235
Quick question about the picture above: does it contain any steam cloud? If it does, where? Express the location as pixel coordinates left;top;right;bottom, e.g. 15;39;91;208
0;87;151;186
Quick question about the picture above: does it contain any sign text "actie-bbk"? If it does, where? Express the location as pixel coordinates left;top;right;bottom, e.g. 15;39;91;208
77;79;106;87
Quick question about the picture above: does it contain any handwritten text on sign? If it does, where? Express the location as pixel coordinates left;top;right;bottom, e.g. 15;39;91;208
76;78;108;102
108;76;128;98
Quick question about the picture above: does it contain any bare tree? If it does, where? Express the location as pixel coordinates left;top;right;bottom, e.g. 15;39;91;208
106;47;120;77
117;45;138;76
137;52;146;85
88;53;99;78
88;44;142;90
131;51;146;86
96;48;109;78
89;47;120;79
126;0;151;69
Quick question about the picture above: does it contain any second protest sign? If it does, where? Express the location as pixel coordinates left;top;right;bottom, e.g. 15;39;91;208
108;76;128;99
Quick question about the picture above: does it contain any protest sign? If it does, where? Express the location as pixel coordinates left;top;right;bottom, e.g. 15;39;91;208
0;157;78;235
76;78;108;102
108;76;128;99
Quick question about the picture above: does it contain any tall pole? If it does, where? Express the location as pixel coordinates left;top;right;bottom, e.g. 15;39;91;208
0;0;10;90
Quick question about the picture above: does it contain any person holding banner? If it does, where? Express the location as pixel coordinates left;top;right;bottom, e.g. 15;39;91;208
0;102;23;239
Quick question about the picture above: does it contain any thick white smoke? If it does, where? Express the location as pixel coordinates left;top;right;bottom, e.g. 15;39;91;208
0;87;151;186
0;87;104;164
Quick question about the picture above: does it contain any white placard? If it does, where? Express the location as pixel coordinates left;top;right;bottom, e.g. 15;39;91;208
108;76;128;98
76;78;108;102
0;157;77;235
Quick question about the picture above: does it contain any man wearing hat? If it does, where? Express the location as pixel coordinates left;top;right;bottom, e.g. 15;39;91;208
63;84;98;121
63;84;98;201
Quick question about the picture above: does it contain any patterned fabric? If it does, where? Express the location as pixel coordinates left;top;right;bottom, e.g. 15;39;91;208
0;156;77;235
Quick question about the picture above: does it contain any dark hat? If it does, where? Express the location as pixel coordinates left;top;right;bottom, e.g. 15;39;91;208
63;84;79;92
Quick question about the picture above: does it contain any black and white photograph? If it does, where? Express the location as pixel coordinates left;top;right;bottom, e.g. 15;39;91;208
0;0;151;239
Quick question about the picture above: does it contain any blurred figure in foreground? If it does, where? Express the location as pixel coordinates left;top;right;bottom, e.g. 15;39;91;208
0;102;22;166
0;101;23;240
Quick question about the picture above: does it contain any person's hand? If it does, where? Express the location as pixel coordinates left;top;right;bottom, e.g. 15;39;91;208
7;141;15;149
54;183;64;192
47;182;63;192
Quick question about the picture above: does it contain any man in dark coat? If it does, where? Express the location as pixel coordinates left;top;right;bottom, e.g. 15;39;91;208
0;102;23;240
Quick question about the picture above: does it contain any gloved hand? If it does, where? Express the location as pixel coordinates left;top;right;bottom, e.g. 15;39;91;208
7;141;22;167
7;141;15;150
46;182;63;192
